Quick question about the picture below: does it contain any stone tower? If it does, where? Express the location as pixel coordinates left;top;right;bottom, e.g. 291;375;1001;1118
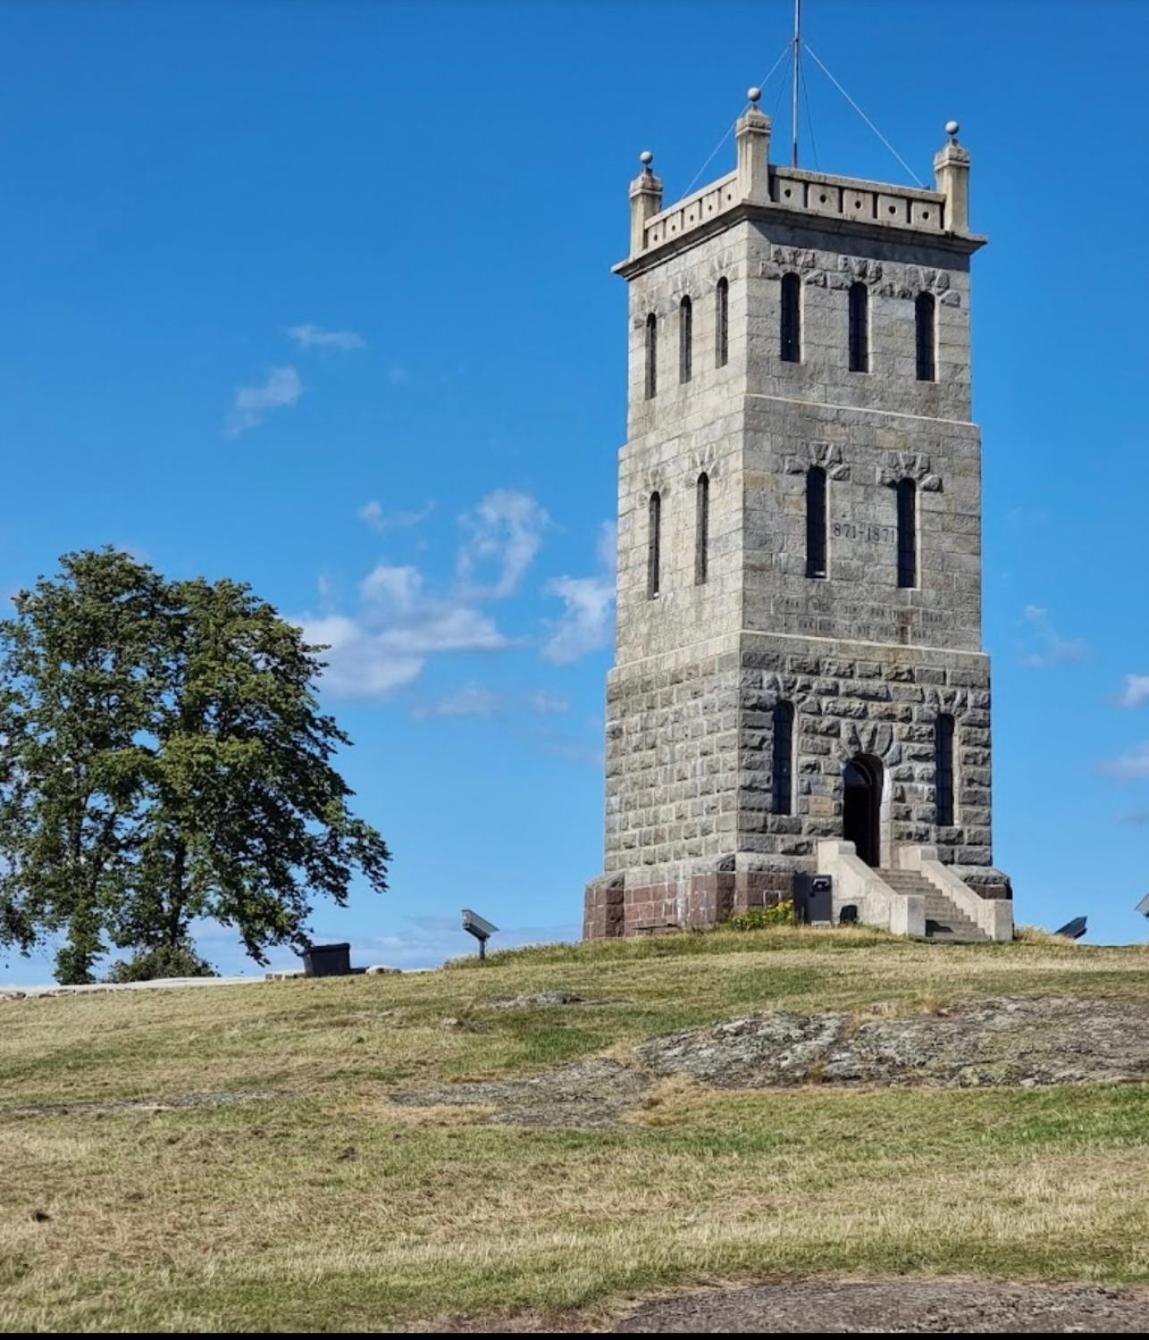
584;98;1013;943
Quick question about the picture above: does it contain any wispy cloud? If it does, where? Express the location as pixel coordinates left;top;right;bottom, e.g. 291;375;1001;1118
1016;605;1088;669
358;499;436;533
528;691;571;715
225;366;302;438
1118;809;1149;826
541;521;616;665
533;729;604;768
287;324;366;352
1117;675;1149;709
297;560;509;701
457;490;549;599
1099;743;1149;781
413;685;501;721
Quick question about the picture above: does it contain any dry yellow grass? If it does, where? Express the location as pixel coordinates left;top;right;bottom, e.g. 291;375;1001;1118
2;929;1148;1331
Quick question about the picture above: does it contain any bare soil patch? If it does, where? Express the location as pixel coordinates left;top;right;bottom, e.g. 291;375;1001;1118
391;1058;649;1128
9;1089;280;1119
612;1281;1149;1333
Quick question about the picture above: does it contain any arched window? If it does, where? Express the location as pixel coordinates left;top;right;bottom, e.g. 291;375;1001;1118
805;466;827;579
644;313;658;399
915;292;936;382
896;478;917;588
935;713;955;826
647;491;661;599
848;282;869;373
678;296;692;384
715;277;729;368
780;273;801;363
772;701;795;816
695;472;709;585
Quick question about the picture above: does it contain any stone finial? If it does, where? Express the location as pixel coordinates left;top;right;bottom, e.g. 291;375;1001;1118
735;98;771;205
934;122;972;233
629;150;663;256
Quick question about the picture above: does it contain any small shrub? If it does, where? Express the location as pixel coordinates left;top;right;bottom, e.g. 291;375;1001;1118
726;900;797;932
104;942;218;983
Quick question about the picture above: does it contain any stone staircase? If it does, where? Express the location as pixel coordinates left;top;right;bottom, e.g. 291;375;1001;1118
876;869;990;943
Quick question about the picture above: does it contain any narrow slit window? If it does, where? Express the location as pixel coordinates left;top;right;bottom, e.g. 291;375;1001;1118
678;296;692;384
896;478;917;588
915;292;936;382
772;701;795;816
647;491;661;599
805;466;827;579
780;273;801;363
935;713;955;826
848;282;869;373
695;472;709;585
644;313;658;399
715;277;729;368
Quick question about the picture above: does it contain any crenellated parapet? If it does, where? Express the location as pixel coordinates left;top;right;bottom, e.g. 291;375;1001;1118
617;96;982;275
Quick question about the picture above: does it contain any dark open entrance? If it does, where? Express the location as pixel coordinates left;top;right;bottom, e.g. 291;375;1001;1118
843;756;882;867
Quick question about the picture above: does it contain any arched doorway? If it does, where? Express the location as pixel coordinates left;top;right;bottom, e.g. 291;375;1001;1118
843;756;883;867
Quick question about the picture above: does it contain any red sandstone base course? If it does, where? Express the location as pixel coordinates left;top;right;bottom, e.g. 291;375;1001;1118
584;870;793;939
584;868;1012;940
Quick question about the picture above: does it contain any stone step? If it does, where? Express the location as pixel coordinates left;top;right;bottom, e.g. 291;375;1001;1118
874;870;988;942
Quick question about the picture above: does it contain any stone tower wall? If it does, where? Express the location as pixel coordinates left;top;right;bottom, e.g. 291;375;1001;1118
586;114;1008;940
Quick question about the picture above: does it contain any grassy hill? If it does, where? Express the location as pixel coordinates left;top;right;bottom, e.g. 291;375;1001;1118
3;927;1149;1332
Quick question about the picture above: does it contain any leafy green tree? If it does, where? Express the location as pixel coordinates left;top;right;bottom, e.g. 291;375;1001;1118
0;550;390;980
0;550;166;982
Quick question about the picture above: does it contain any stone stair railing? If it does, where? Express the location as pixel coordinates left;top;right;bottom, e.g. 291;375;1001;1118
895;844;1013;943
815;840;924;937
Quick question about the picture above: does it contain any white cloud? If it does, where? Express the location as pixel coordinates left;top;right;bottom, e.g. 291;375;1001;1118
413;685;501;721
299;614;425;699
287;324;366;351
541;521;616;665
297;561;510;702
457;489;549;599
528;691;570;715
1118;675;1149;709
360;563;424;613
225;366;302;438
358;499;436;533
1016;605;1089;670
1099;743;1149;781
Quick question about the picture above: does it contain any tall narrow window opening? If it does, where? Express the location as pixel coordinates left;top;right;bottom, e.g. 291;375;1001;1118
915;292;936;382
935;714;955;827
805;466;827;579
715;277;729;368
772;701;795;816
678;296;692;384
647;491;661;599
848;282;869;373
896;478;918;588
695;472;709;585
780;273;801;363
644;313;658;399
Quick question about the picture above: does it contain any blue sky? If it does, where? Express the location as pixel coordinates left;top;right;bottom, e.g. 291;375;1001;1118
1;0;1147;981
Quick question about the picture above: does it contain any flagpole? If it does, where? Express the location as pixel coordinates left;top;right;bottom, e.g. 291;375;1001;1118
791;0;802;167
